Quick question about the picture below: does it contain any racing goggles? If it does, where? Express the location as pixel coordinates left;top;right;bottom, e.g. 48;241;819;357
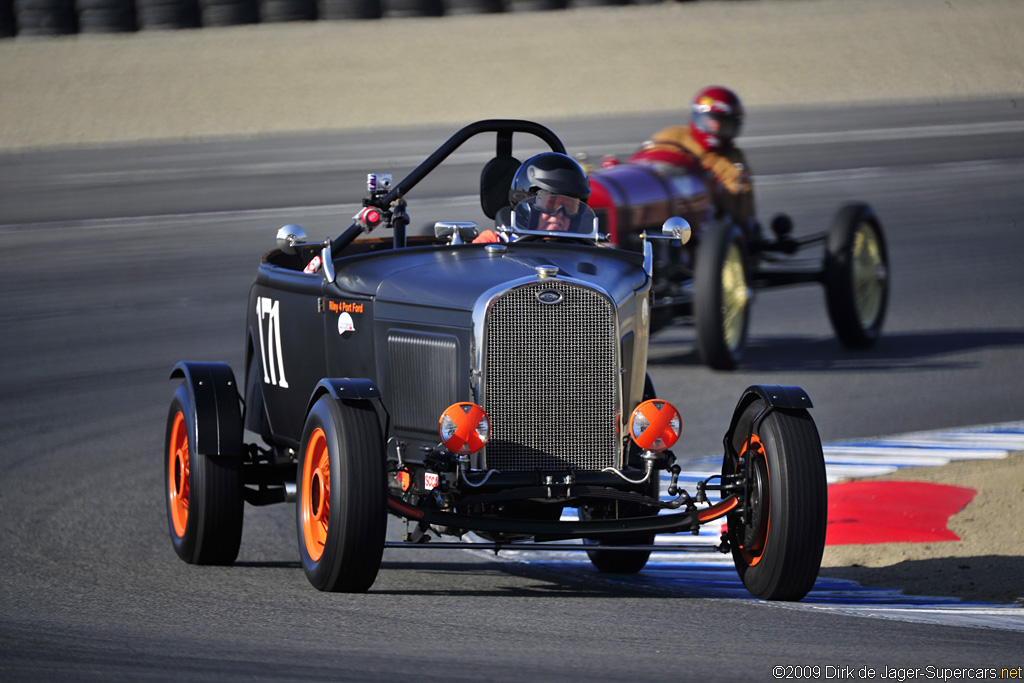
693;110;742;140
533;191;585;217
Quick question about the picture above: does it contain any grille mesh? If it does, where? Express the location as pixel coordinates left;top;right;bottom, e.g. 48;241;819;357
483;281;619;472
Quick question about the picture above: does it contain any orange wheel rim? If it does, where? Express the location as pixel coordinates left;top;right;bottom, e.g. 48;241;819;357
168;410;190;538
302;427;330;562
737;435;770;567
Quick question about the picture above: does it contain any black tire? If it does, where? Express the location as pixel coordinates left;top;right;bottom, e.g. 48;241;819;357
260;0;316;20
383;0;441;16
14;0;76;34
199;0;257;25
165;384;244;565
581;457;658;575
824;203;889;348
694;222;752;370
443;0;501;13
1;0;18;36
505;0;565;10
297;396;386;592
722;399;826;601
77;0;135;32
137;0;199;27
318;0;380;18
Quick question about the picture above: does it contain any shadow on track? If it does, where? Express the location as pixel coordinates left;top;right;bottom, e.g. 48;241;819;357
648;329;1024;372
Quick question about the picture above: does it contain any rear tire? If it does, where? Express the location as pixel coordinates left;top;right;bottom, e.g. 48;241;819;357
722;399;826;601
297;396;386;592
165;384;244;565
824;203;889;348
694;222;752;370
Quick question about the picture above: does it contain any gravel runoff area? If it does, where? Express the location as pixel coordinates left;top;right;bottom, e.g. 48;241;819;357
1;0;1023;150
1;0;1022;605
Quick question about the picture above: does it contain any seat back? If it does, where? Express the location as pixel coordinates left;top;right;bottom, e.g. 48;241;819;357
479;155;521;220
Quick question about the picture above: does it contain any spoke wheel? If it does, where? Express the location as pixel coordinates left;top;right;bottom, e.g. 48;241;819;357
296;397;386;593
824;203;889;348
723;399;827;601
695;222;752;370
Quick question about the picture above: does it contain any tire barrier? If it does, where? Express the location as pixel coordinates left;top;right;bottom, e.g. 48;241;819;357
14;0;76;34
136;0;198;29
1;0;16;36
1;0;674;36
77;0;135;31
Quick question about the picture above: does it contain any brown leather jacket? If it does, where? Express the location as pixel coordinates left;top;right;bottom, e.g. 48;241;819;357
642;125;755;227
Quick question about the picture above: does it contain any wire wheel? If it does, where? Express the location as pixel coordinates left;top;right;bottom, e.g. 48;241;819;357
850;222;887;329
721;242;750;354
825;203;889;348
695;222;752;370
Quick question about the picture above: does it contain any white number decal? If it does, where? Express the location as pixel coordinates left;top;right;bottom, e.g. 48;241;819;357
256;297;289;388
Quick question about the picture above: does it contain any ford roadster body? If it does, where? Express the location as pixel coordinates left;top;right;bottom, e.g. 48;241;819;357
586;145;890;370
165;120;827;601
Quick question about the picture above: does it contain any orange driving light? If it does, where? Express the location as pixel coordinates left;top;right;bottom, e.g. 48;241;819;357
439;402;490;455
629;399;682;452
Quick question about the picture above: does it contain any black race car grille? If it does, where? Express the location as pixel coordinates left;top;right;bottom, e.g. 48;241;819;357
483;280;620;472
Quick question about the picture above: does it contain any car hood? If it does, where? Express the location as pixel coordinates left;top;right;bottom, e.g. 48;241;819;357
334;242;648;310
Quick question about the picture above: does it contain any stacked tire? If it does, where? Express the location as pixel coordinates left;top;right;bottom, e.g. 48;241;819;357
199;0;257;25
136;0;198;29
77;0;135;31
14;0;76;34
1;0;16;37
318;0;379;19
261;0;315;21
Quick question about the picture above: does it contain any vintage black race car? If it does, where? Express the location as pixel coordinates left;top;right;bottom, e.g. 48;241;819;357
585;144;890;370
165;120;827;601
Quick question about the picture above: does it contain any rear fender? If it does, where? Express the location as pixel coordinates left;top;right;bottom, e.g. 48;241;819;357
169;361;243;458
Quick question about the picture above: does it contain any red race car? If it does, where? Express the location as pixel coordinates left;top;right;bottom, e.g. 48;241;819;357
585;145;889;370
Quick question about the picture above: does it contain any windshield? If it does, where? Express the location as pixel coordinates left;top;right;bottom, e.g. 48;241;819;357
510;194;600;241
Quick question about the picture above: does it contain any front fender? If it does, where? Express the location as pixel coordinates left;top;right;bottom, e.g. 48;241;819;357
724;384;813;444
169;361;243;458
306;378;382;413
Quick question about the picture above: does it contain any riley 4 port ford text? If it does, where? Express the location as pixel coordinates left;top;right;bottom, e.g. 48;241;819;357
165;120;828;601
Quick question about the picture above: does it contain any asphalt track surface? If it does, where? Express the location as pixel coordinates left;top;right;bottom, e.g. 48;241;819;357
2;99;1024;679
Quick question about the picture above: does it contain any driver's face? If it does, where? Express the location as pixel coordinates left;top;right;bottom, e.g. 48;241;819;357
539;211;571;232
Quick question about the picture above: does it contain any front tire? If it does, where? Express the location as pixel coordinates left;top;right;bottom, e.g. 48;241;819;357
824;203;889;348
722;399;826;601
164;384;244;565
695;222;752;370
297;396;386;592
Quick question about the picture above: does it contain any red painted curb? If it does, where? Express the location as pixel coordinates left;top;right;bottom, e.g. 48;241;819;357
826;481;977;545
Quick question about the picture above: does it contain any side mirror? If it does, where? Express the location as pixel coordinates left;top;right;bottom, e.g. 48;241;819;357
661;217;692;245
276;224;308;255
640;217;692;277
434;221;479;244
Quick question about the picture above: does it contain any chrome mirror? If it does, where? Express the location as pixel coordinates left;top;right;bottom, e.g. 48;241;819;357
661;217;692;245
434;221;479;244
276;224;308;254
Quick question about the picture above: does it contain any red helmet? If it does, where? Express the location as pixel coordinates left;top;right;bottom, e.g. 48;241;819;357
689;86;744;151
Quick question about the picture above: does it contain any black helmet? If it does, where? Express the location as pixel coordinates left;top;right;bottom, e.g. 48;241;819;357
509;153;591;208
